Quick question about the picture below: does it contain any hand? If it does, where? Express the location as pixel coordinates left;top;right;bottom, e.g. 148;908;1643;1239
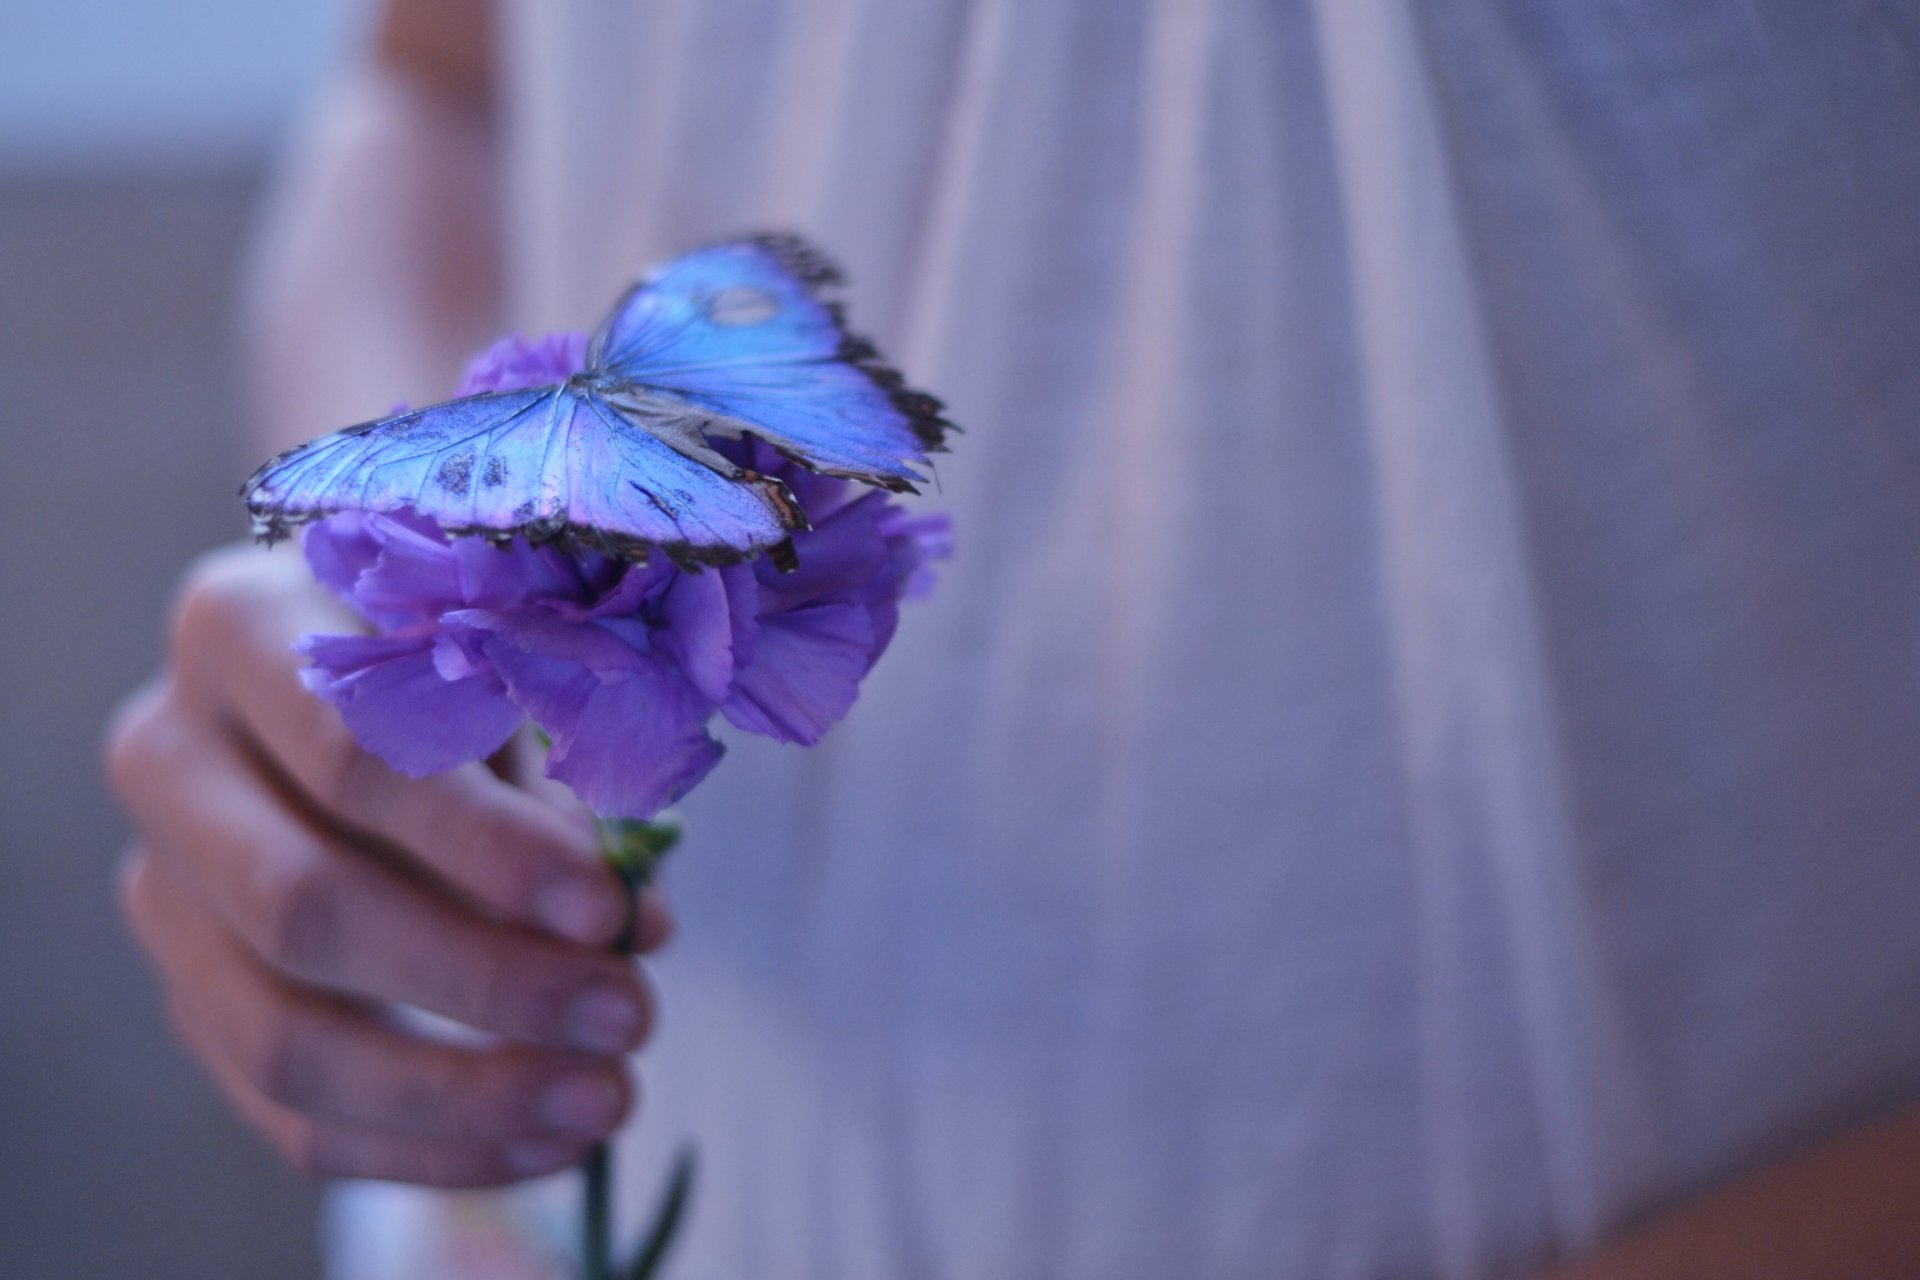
105;543;672;1188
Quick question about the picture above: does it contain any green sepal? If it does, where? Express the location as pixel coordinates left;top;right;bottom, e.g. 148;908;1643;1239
594;812;684;952
597;812;685;888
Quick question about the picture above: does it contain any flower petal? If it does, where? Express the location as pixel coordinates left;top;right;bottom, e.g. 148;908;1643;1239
880;509;953;601
446;605;653;678
451;536;587;610
475;629;723;819
580;558;673;622
721;599;874;744
298;632;523;775
353;518;467;623
759;490;898;611
457;331;589;395
653;566;757;704
302;512;383;602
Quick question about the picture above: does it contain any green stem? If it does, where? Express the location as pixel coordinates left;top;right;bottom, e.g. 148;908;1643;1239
582;1144;616;1280
580;815;684;1280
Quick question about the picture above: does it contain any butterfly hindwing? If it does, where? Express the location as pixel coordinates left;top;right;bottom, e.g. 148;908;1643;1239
552;389;802;562
243;386;799;563
587;235;951;492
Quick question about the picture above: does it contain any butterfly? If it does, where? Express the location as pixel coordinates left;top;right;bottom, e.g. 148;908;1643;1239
243;234;952;570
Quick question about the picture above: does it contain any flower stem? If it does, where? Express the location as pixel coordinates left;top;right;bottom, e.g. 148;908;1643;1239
582;1144;616;1280
581;814;685;1280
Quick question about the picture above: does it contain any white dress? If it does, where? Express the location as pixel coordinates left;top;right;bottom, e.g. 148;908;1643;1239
302;2;1920;1276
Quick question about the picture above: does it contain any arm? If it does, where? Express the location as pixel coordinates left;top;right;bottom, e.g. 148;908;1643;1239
106;0;672;1189
246;0;504;452
1537;1101;1920;1280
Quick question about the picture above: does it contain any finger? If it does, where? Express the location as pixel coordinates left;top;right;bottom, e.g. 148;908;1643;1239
205;1041;590;1189
170;544;631;946
632;890;674;954
112;690;653;1053
123;847;634;1144
506;730;675;956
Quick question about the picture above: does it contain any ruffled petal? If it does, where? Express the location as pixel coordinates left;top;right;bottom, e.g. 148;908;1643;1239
297;632;523;775
721;598;874;744
451;536;587;610
457;331;589;395
301;512;383;603
720;562;761;669
445;605;654;677
759;491;898;609
653;566;758;704
880;509;953;601
580;558;674;622
469;617;722;818
352;518;467;623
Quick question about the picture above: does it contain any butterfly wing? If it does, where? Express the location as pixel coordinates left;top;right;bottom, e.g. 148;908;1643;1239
243;386;801;564
587;234;952;492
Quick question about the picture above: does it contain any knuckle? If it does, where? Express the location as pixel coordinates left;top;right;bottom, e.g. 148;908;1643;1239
115;848;181;977
465;807;518;869
415;1146;469;1188
252;1005;328;1110
452;942;520;1033
256;854;347;979
385;1049;467;1136
314;737;381;816
113;847;153;934
419;1145;502;1189
633;893;676;953
167;547;258;652
101;682;175;805
466;817;555;910
271;1117;331;1179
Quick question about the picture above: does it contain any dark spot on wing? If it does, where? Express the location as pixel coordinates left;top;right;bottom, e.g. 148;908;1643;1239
483;455;508;487
436;452;474;494
630;479;680;517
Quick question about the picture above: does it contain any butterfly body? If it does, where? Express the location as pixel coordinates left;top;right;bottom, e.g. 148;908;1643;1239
244;235;951;568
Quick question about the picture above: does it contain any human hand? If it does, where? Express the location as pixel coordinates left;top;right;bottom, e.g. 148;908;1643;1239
105;543;672;1188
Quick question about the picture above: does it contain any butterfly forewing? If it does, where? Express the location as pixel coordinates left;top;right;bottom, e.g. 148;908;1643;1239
555;390;800;561
245;390;552;537
244;386;797;563
588;236;951;492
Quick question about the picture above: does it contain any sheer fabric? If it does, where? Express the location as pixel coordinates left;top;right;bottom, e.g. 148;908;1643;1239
316;3;1920;1276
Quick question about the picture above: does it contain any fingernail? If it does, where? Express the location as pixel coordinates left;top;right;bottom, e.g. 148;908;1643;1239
538;1074;624;1137
565;983;643;1053
506;1140;578;1177
536;873;619;944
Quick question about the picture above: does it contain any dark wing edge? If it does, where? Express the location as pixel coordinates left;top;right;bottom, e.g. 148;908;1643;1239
247;457;802;571
741;231;959;456
237;391;543;547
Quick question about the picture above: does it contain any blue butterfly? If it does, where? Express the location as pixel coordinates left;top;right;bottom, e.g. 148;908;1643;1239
243;234;952;570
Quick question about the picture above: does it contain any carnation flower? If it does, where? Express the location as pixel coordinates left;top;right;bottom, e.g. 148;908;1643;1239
297;332;948;818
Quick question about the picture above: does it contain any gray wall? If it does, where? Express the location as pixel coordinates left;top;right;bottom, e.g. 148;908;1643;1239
1;1;356;166
3;4;360;1275
0;162;325;1280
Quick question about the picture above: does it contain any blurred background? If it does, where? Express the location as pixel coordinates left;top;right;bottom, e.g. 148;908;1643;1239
1;3;361;1275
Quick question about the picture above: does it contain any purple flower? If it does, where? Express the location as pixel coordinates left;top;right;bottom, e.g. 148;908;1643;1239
296;333;949;819
459;330;589;394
